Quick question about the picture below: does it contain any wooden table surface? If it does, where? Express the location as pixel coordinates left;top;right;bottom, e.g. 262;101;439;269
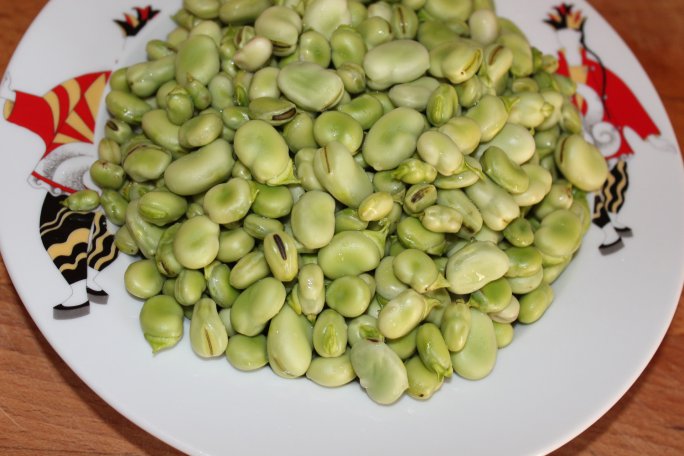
0;0;682;455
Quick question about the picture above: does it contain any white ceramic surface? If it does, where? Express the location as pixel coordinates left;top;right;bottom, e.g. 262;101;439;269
1;1;682;455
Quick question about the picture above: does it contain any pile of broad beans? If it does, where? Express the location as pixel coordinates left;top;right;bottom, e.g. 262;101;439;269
73;0;610;404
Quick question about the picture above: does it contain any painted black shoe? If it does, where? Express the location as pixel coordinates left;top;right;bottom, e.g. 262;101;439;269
87;287;109;304
53;301;90;319
599;237;624;255
614;226;633;237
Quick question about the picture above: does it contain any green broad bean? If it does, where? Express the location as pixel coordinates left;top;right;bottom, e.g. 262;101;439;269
403;183;437;215
139;295;184;353
105;90;151;125
313;142;374;208
99;189;128;226
126;199;164;258
125;259;164;299
493;321;514;348
386;327;417;360
205;262;239;308
451;307;497;380
336;94;384;131
465;94;509;143
326;275;372;318
248;97;296;126
378;289;438;339
362;107;425;171
313;111;364;154
242;214;284;240
364;39;430;90
248;67;280;100
469;277;512;314
290;190;336;249
350;339;408;405
164;138;235;196
306;352;357;387
175;34;220;86
293;263;326;317
480;122;536;165
392;158;438;185
534;208;583;258
445;241;509;294
174;268;206;306
469;8;499;45
480;146;529;194
334;208;369;232
489;295;520;324
234;119;297;185
505;246;543;278
358;16;393;50
98;138;121;164
393;248;448;294
202;178;257;224
179;112;223;149
416;322;452;378
507;268;544;294
267;304;313;378
190;298;229;358
278;61;345;112
440;300;471;352
374;256;409;301
511;164;553;208
172;215;220;270
429;39;483;85
104;118;134;145
137;191;188;226
497;32;533;77
114;225;139;256
231;277;286;337
229;251;271;290
251;183;293;219
397;216;446;255
464;177;520;232
518;282;554;324
217;228;255;263
503;217;535;247
154;224;183;277
433;157;482;189
419;204;463;233
438;116;482;155
62;189;99;212
226;334;268;371
417;131;465;177
254;5;301;57
331;26;366;69
405;355;443;400
298;30;332;68
388;77;440;111
219;0;271;25
284;114;318;153
141;109;186;156
126;55;176;99
506;91;554;129
554;134;609;192
263;231;299;282
123;145;172;183
347;315;384;347
313;309;348;358
426;83;460;127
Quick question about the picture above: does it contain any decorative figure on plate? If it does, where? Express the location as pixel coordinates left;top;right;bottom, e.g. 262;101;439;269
0;5;160;318
544;3;675;254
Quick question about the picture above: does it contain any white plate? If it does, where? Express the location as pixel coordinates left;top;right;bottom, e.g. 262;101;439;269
1;1;682;455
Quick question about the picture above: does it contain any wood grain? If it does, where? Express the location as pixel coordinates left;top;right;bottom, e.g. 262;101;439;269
0;0;682;455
